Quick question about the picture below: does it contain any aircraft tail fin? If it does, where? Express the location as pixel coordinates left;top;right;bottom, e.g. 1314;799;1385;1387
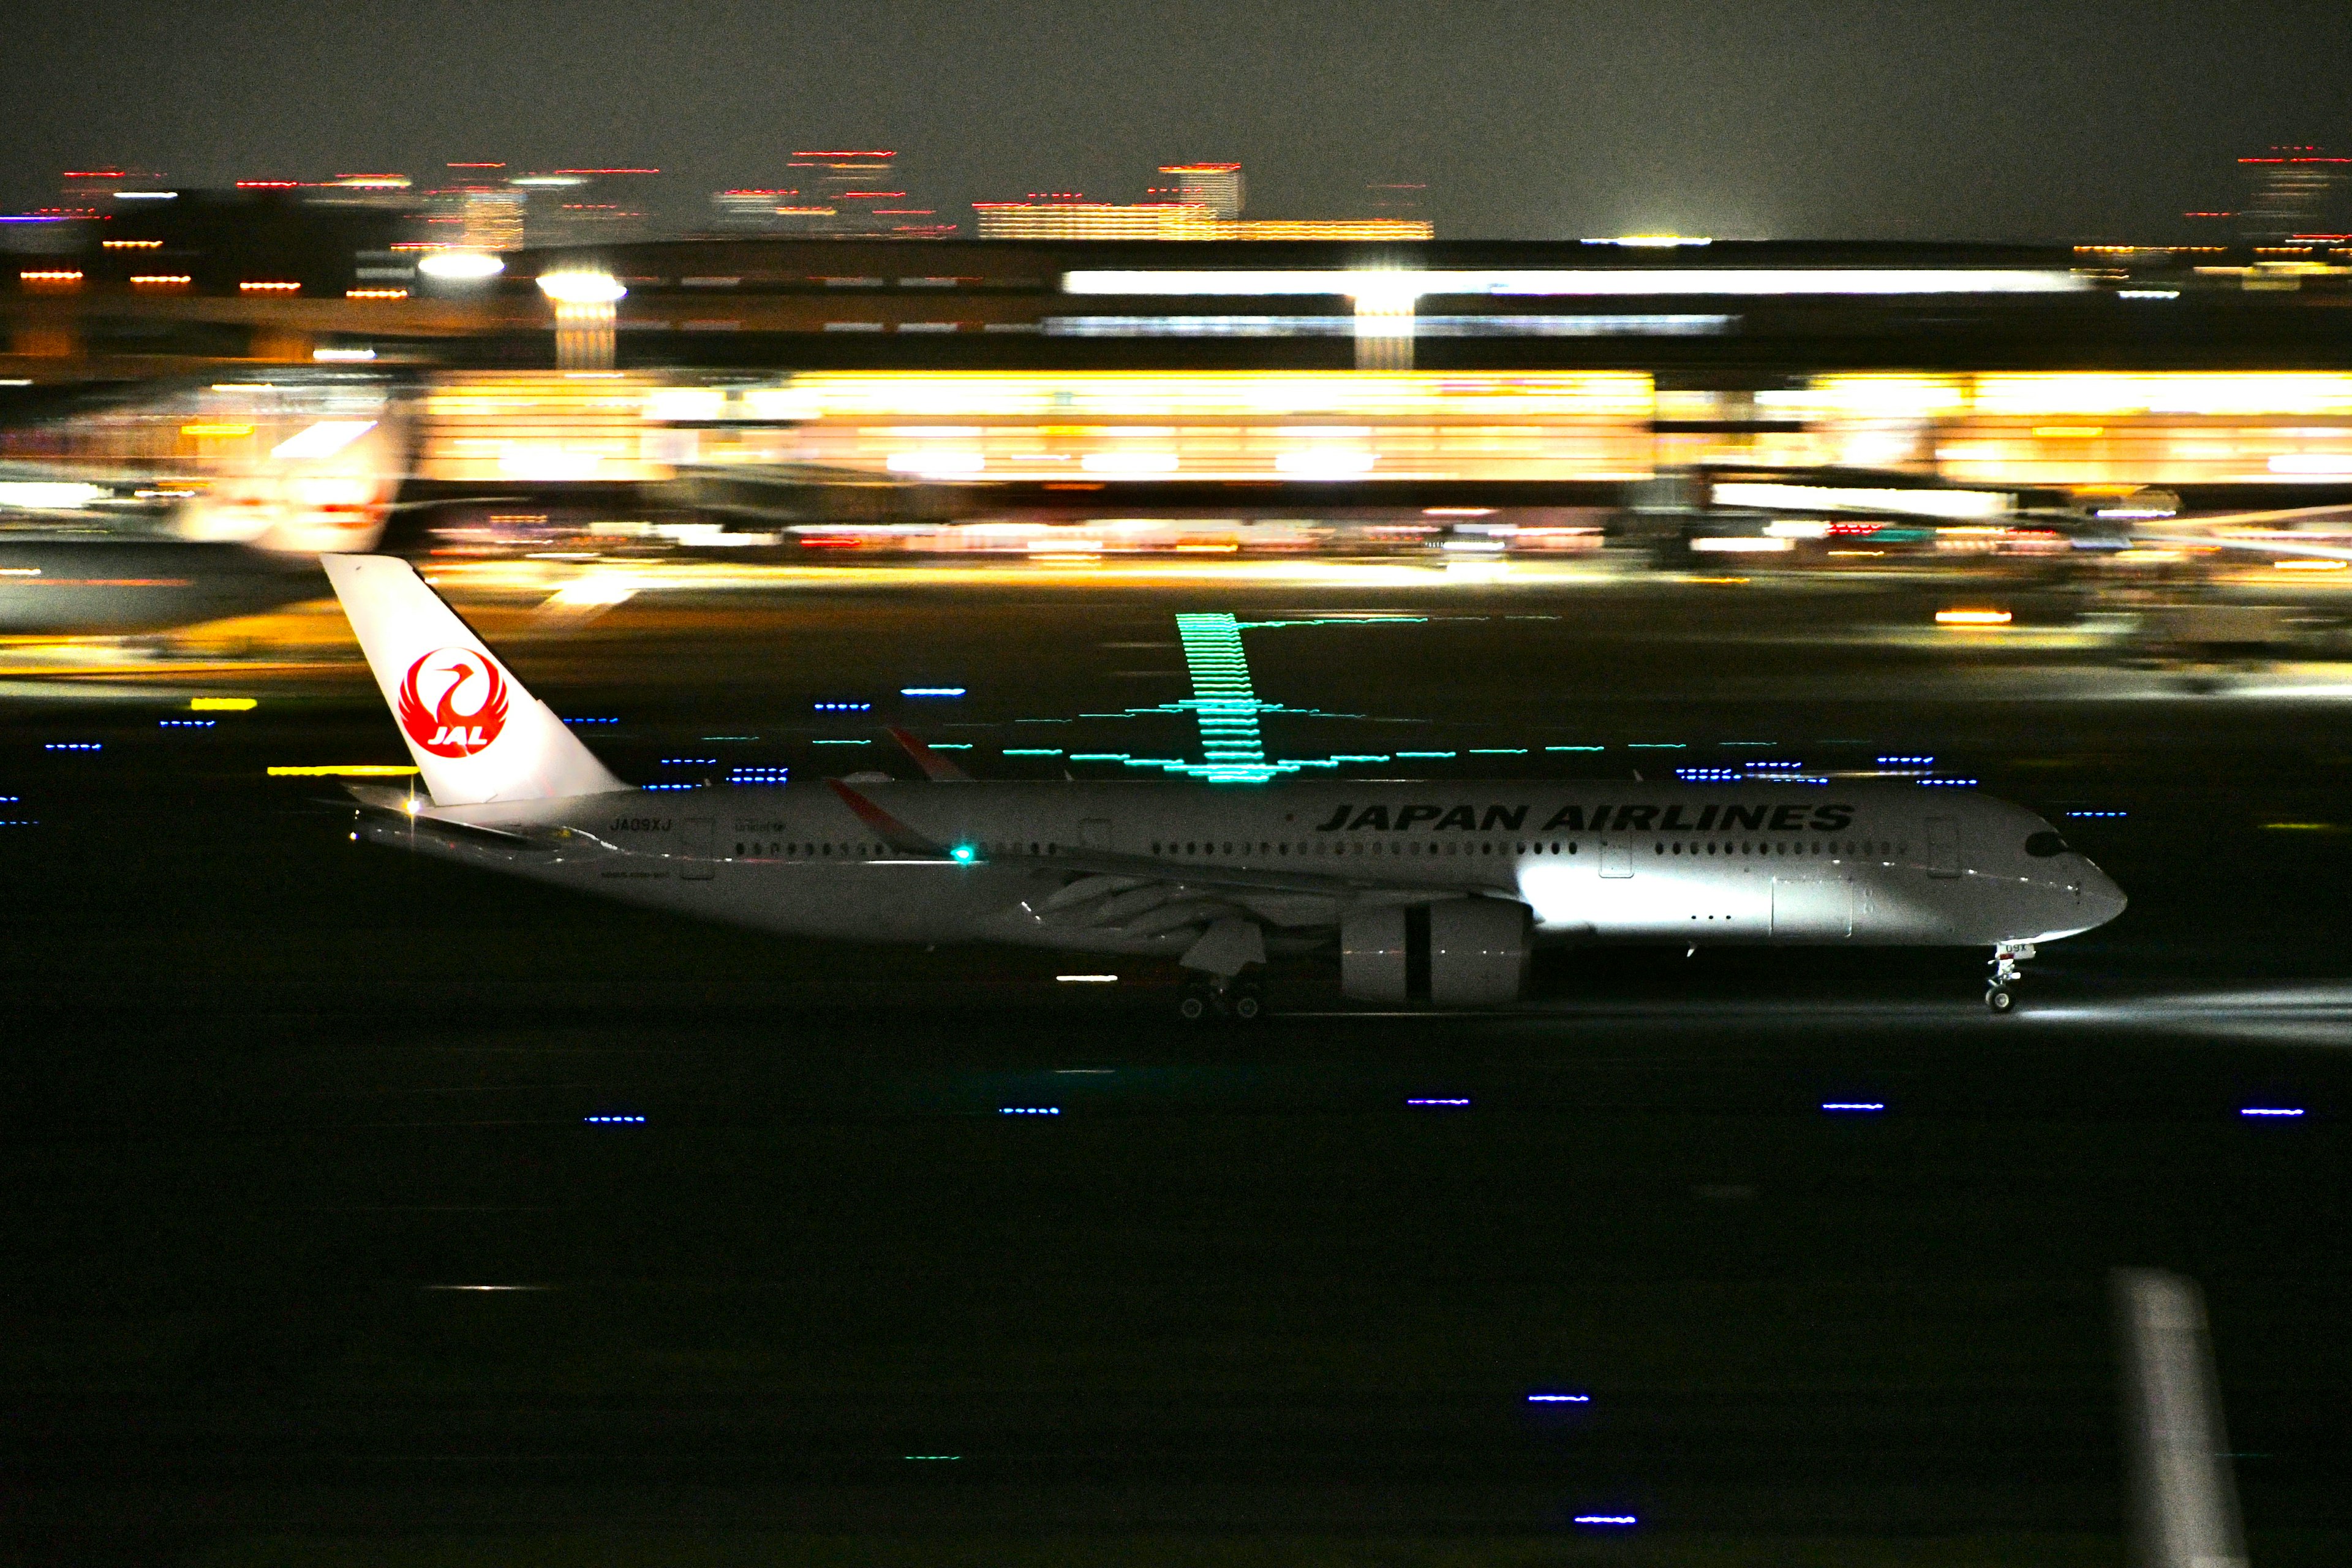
322;554;630;807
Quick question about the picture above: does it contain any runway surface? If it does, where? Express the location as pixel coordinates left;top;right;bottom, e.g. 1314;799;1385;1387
1;566;2348;1566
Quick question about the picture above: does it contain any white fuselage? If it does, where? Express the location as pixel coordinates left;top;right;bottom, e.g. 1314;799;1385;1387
361;780;2126;960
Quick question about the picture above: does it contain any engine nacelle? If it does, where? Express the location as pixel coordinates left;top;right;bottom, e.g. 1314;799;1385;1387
1341;899;1531;1006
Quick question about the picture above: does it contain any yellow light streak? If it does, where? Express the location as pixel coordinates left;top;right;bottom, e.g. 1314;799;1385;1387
266;764;419;777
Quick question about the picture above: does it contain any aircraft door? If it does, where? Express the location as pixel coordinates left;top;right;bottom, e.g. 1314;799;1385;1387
1599;841;1632;879
1080;818;1113;851
680;818;715;880
1926;816;1961;878
1771;878;1852;938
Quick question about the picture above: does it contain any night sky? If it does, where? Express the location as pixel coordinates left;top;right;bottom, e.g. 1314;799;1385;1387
4;0;2347;241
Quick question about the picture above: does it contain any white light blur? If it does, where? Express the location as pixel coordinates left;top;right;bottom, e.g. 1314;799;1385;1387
417;251;507;281
0;481;107;510
1064;269;2089;298
1079;450;1180;475
1691;536;1794;552
1713;482;2013;520
1274;448;1376;478
269;420;377;461
2267;454;2352;475
885;450;986;477
497;446;606;480
113;190;177;201
537;270;627;305
312;347;377;363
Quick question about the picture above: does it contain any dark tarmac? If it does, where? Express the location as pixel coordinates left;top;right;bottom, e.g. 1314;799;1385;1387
2;568;2348;1566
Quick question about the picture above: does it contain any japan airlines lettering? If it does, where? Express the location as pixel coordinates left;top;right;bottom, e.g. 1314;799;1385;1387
1311;802;1858;833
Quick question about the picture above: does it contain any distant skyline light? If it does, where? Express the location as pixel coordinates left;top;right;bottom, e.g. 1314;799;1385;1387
2;1;2348;241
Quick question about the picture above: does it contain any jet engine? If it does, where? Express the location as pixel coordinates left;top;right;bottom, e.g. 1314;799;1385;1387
1341;898;1531;1006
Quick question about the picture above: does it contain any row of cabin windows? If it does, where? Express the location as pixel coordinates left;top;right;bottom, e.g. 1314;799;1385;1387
1147;838;1905;861
732;840;1055;858
731;837;1906;862
737;841;878;858
1660;839;1903;859
1152;839;1580;858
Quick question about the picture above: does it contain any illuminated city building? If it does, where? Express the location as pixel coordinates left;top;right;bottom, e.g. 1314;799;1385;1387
514;170;660;249
429;164;526;252
975;200;1430;241
1153;164;1245;219
974;199;1221;240
774;151;944;236
2239;146;2348;241
981;162;1431;240
711;189;837;233
56;167;167;216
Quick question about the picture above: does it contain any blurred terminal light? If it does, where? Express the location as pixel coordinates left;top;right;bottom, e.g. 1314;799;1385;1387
1713;482;2013;519
1061;268;2088;298
537;270;628;305
1822;372;2352;418
416;250;506;282
0;481;107;510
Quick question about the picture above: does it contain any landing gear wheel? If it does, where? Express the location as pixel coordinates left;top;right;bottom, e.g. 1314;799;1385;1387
1231;982;1265;1023
1177;991;1212;1023
1985;943;2034;1014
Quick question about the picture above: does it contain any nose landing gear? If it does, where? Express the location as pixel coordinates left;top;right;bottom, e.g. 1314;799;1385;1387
1986;942;2036;1012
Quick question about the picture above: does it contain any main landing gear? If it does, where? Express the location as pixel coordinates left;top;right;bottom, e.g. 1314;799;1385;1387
1986;942;2036;1013
1178;973;1266;1023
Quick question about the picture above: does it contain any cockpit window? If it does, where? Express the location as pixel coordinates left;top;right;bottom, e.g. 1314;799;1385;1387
2024;831;2070;858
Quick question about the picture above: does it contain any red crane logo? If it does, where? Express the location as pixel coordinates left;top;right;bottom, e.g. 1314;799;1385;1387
396;647;510;758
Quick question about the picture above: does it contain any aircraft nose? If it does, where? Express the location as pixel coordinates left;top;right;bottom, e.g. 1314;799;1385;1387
2081;861;2128;927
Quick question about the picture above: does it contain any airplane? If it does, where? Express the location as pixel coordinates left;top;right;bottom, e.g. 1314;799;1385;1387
0;374;405;635
321;553;2128;1019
